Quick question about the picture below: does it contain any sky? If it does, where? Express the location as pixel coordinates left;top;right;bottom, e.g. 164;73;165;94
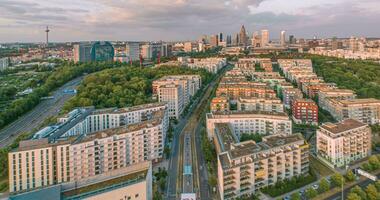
0;0;379;42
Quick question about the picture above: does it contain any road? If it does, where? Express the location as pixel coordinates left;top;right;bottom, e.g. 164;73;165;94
0;76;83;148
166;65;228;200
326;173;380;200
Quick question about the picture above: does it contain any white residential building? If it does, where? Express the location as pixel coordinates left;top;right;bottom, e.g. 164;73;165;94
157;84;184;119
206;111;292;139
317;119;371;168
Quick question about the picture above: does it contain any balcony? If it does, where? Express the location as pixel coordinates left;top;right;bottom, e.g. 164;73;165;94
224;180;235;186
224;170;235;176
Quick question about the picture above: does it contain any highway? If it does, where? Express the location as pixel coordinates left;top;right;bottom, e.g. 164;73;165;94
0;76;83;148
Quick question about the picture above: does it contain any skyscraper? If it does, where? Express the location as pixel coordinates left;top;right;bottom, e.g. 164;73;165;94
210;34;219;47
73;43;92;62
126;42;140;61
219;32;223;42
280;30;286;46
239;25;248;46
289;35;295;44
261;29;269;47
251;31;261;47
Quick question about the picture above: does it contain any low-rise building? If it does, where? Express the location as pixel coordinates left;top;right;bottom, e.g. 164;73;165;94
206;111;292;139
237;97;284;113
316;119;371;168
214;124;309;199
292;99;318;125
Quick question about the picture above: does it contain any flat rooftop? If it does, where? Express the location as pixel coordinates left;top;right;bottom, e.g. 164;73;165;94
320;119;367;134
214;123;238;152
209;110;288;118
219;133;305;168
62;167;147;199
81;102;166;115
338;98;380;105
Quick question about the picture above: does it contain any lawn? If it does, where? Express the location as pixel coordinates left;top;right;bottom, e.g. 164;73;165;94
310;156;335;177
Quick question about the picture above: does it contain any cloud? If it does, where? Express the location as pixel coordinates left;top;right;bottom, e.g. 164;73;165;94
0;0;379;42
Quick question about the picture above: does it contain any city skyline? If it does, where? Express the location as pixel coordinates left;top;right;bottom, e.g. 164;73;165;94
0;0;380;43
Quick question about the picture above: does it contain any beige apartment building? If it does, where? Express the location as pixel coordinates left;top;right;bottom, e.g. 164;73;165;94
211;96;230;112
206;111;292;139
214;123;309;199
325;98;380;124
317;88;356;110
237;97;284;113
152;75;201;105
157;84;184;119
316;119;371;168
8;108;167;193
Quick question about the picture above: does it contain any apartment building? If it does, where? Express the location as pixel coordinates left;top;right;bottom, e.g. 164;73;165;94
179;57;227;74
316;119;371;168
152;75;201;105
260;59;273;72
10;161;152;200
8;104;168;193
216;85;277;100
282;88;303;109
157;84;184;119
215;124;309;199
237;97;284;113
302;82;337;98
206;111;292;139
325;98;380;124
292;99;318;125
211;96;230;112
317;88;356;110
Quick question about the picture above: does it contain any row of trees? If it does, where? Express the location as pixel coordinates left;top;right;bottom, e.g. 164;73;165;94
287;171;357;200
347;181;380;200
261;171;317;197
62;65;213;111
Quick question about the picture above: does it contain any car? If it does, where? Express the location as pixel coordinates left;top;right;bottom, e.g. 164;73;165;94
283;196;290;200
312;184;319;190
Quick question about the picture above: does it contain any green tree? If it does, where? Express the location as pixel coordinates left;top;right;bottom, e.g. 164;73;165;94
345;170;356;182
350;186;367;200
365;184;380;200
318;178;330;193
290;192;301;200
305;187;318;199
369;155;380;170
330;173;344;188
164;146;171;159
347;192;362;200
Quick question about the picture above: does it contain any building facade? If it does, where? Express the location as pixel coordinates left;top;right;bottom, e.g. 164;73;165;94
126;42;140;61
214;126;309;200
292;99;318;125
206;111;292;139
8;103;168;193
316;119;371;168
237;97;284;113
157;84;184;119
